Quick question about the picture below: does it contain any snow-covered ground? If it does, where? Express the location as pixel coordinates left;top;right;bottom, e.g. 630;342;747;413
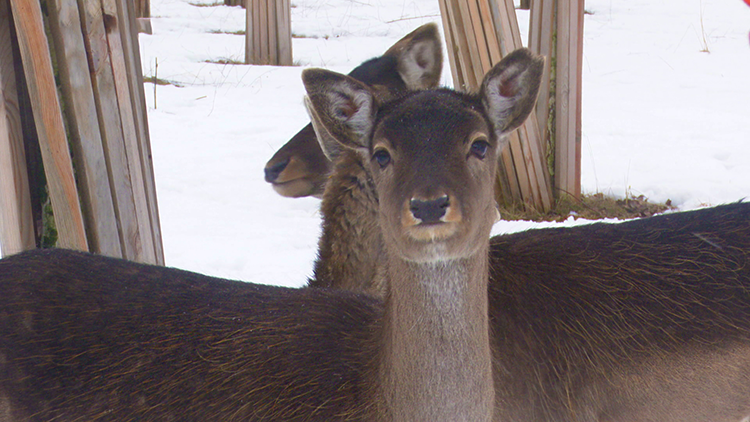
141;0;750;287
6;0;748;286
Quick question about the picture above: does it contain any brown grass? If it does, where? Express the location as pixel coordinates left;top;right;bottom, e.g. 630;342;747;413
498;193;674;222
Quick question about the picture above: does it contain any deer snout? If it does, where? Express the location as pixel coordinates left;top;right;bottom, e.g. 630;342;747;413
264;158;289;183
410;195;450;224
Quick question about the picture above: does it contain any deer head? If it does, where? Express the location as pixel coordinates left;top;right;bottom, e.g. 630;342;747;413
264;23;443;198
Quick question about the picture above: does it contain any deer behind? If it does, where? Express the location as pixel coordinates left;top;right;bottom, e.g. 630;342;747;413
0;49;543;421
264;23;443;198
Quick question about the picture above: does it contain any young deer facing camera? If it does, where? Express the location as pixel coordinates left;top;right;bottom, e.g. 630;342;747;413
0;49;541;421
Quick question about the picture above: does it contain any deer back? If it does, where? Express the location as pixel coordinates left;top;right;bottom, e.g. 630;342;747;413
0;249;380;421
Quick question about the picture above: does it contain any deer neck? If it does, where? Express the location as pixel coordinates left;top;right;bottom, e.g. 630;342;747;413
377;244;494;422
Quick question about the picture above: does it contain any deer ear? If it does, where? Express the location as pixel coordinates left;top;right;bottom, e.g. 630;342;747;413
305;96;345;161
481;48;544;141
385;22;443;90
302;69;377;151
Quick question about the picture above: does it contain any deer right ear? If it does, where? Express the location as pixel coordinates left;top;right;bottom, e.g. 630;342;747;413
302;69;377;151
480;48;544;142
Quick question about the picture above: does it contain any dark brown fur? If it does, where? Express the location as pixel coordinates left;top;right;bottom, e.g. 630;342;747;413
0;249;379;421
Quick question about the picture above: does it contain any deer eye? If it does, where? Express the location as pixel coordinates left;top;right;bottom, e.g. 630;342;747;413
373;149;391;168
470;139;489;159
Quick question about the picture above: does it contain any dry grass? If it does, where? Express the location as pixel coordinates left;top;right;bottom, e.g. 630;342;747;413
498;192;674;222
143;76;181;87
204;58;245;65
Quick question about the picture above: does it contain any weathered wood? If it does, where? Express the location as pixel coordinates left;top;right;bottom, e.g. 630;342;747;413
245;0;292;66
528;0;555;143
277;0;292;65
100;0;158;264
554;0;583;199
9;0;89;251
46;0;123;258
118;0;165;264
136;0;150;17
457;0;487;85
437;0;463;89
267;0;277;65
0;0;35;256
77;0;140;261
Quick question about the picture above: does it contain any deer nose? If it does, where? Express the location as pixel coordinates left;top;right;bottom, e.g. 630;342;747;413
264;159;289;183
410;195;450;224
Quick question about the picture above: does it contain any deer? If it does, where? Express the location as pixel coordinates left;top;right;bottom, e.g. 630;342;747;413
0;48;540;421
304;46;750;421
263;23;443;198
3;49;750;422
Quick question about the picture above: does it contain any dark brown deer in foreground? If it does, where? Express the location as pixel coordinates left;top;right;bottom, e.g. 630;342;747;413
264;23;443;198
0;49;539;421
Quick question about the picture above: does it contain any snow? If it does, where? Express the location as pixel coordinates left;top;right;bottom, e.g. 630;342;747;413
3;0;748;287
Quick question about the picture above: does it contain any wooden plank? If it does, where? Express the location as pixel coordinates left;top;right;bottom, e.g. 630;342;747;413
119;0;165;264
46;0;122;257
0;0;35;256
528;0;555;140
465;0;492;75
455;0;485;87
277;0;292;65
9;0;89;251
437;0;464;89
245;0;253;63
554;0;582;199
267;0;277;65
476;0;502;64
78;0;141;261
258;0;268;64
446;0;479;90
253;0;261;64
573;0;584;198
101;0;158;264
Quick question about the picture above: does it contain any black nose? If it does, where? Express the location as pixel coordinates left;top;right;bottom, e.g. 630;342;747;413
264;159;289;183
410;195;449;224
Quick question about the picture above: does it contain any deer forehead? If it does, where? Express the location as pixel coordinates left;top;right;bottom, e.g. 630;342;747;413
371;90;493;157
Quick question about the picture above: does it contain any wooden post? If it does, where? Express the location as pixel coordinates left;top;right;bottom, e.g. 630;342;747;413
528;0;555;144
9;0;89;251
45;0;123;258
245;0;292;66
0;0;35;256
554;0;584;199
118;0;165;264
439;0;553;211
136;0;150;17
78;0;143;261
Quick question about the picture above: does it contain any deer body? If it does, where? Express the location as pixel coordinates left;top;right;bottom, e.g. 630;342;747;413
0;49;542;421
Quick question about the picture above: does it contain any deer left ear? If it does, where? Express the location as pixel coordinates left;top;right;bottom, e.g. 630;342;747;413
302;69;377;152
481;48;545;141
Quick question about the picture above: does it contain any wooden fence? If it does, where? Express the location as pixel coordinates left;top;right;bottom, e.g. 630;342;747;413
439;0;584;210
0;0;164;264
245;0;292;66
